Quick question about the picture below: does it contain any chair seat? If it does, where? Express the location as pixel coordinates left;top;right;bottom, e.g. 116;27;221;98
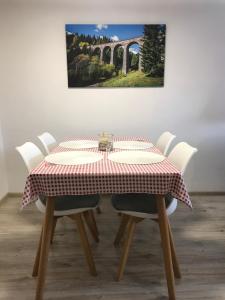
37;194;100;216
111;193;175;216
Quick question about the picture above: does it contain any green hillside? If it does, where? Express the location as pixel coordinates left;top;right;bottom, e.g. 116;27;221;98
97;71;163;87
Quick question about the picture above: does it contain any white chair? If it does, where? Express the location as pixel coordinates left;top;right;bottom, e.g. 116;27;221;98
37;132;57;154
37;132;103;215
156;131;176;155
16;142;100;276
111;142;198;281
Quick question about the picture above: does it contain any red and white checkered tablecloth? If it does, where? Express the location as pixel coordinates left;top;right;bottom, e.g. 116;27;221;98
22;137;192;209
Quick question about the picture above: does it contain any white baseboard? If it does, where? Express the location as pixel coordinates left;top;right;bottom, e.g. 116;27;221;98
0;192;23;201
0;193;9;202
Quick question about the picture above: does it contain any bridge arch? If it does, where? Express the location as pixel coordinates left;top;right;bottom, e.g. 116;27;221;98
90;36;143;74
93;47;101;59
113;44;124;70
102;46;111;64
127;42;141;72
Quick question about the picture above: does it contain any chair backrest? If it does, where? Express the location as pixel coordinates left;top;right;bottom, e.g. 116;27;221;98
168;142;198;175
156;131;176;155
16;142;44;173
37;132;57;154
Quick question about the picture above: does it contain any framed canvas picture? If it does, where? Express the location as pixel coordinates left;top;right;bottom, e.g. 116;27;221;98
65;24;166;88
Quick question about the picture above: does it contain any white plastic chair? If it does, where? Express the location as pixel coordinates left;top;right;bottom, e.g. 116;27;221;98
37;132;57;154
156;131;176;155
112;141;198;281
16;142;99;276
37;132;103;214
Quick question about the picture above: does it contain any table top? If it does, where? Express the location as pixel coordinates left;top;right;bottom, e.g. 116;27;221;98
22;137;192;208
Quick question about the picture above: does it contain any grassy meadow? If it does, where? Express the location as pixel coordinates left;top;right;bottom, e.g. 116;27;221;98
97;71;163;87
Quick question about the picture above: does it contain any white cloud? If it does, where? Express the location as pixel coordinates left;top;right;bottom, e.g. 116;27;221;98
96;24;108;30
94;29;99;32
111;35;119;42
66;31;73;35
129;49;138;54
100;35;103;39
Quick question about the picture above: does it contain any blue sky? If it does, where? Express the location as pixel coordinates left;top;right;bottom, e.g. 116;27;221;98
65;24;144;41
66;24;144;53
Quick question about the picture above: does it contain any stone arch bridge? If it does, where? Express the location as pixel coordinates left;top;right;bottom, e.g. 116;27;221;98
89;36;143;74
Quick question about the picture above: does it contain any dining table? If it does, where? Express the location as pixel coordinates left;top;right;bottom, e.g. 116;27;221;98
22;136;192;300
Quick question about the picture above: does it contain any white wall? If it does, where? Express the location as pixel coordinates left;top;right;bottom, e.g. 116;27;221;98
0;120;8;199
0;0;225;193
0;27;8;199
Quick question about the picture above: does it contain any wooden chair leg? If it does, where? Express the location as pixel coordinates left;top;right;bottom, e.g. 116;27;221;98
114;214;129;247
168;222;181;279
50;216;58;244
156;195;176;300
32;227;43;277
96;207;102;214
116;216;143;281
89;210;99;236
83;211;99;243
74;213;97;276
35;197;55;300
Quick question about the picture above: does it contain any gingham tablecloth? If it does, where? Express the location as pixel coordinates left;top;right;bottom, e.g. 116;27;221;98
22;137;192;208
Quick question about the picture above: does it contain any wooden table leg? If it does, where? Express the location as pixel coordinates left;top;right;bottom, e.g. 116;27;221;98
168;222;181;279
156;195;176;300
32;227;43;277
35;196;55;300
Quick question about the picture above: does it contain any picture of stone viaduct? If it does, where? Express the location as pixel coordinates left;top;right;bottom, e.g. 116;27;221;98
90;36;143;74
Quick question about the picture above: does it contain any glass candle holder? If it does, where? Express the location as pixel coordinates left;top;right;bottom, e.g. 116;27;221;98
98;132;113;151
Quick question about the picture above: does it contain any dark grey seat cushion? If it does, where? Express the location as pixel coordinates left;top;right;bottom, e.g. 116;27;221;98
111;193;174;214
39;194;100;211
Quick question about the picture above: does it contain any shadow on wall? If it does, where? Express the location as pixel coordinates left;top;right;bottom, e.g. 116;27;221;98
202;94;225;124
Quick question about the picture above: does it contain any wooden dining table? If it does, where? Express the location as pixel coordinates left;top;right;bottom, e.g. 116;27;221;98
22;136;192;300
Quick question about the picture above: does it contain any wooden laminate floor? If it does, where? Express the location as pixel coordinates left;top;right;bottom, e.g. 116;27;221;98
0;195;225;300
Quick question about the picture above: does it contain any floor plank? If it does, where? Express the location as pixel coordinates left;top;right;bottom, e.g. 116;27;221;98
0;195;224;299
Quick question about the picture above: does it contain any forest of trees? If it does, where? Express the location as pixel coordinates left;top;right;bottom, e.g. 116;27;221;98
141;24;166;77
66;32;139;87
66;33;115;86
